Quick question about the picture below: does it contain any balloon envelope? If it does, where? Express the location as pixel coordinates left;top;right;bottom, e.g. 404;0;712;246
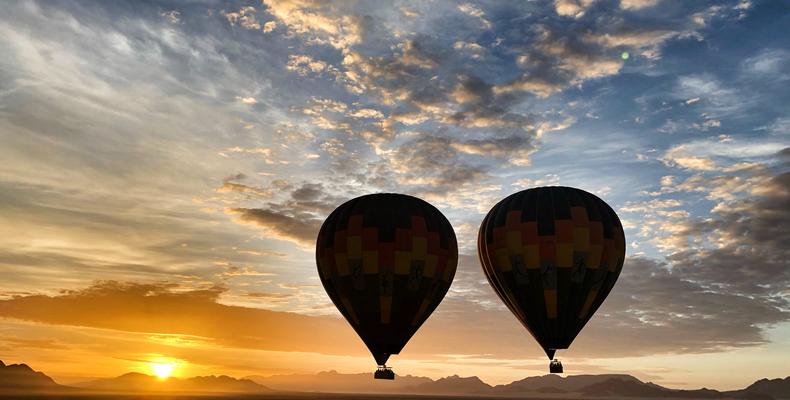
477;186;625;359
316;193;458;366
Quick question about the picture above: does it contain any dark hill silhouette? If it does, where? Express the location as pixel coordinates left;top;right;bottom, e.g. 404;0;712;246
248;370;789;398
728;377;790;399
401;374;492;395
535;385;568;393
492;373;647;393
77;371;272;394
245;369;432;393
581;377;721;398
0;360;68;394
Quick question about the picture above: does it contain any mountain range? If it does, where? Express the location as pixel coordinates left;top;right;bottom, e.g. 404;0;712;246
248;371;789;399
75;372;272;394
2;359;788;398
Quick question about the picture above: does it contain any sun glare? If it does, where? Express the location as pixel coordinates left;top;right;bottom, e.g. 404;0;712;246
150;362;175;379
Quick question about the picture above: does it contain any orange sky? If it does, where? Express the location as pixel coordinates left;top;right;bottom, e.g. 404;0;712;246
2;278;789;389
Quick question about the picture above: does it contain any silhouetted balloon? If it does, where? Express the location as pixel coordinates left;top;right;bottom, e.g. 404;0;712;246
316;193;457;373
478;186;625;363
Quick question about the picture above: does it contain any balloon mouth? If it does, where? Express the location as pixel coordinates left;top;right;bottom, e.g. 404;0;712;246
374;352;391;366
546;348;556;360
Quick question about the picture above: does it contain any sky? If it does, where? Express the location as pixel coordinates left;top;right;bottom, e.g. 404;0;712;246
0;0;788;391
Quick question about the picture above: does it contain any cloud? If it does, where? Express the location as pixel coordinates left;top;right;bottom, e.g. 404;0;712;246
450;136;536;166
245;292;293;299
512;174;561;188
262;0;368;50
223;6;263;30
583;29;679;59
673;74;740;114
453;41;486;59
661;138;787;172
661;146;718;171
578;256;789;355
223;180;346;247
495;25;624;97
620;198;682;213
741;48;790;79
0;281;362;356
287;54;327;76
457;3;491;29
229;207;322;247
383;135;494;193
398;38;445;69
663;170;790;295
236;96;258;104
554;0;595;19
160;10;181;24
619;0;662;10
634;148;789;297
216;180;273;198
216;265;273;277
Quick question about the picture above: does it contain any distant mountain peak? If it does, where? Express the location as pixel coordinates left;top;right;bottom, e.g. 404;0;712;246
0;360;63;394
739;376;790;399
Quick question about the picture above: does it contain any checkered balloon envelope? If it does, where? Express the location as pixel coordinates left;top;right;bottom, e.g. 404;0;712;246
477;186;625;371
316;193;458;378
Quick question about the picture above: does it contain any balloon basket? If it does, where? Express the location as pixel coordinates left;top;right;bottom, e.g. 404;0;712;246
549;359;563;374
374;366;395;380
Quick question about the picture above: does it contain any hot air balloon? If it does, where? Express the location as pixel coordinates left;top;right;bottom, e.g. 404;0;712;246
477;186;625;373
316;193;458;379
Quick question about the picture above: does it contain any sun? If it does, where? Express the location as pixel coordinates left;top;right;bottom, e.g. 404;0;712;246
149;362;175;379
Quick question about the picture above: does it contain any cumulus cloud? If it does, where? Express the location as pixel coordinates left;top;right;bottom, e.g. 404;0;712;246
457;3;492;29
224;6;263;30
619;0;662;10
664;170;790;295
262;0;369;50
495;25;624;97
577;256;789;355
287;54;327;76
386;136;487;189
661;146;718;171
554;0;595;19
263;21;277;33
450;136;536;166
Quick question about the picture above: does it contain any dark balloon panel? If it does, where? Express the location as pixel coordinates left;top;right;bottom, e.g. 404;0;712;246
477;186;625;359
316;193;458;367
